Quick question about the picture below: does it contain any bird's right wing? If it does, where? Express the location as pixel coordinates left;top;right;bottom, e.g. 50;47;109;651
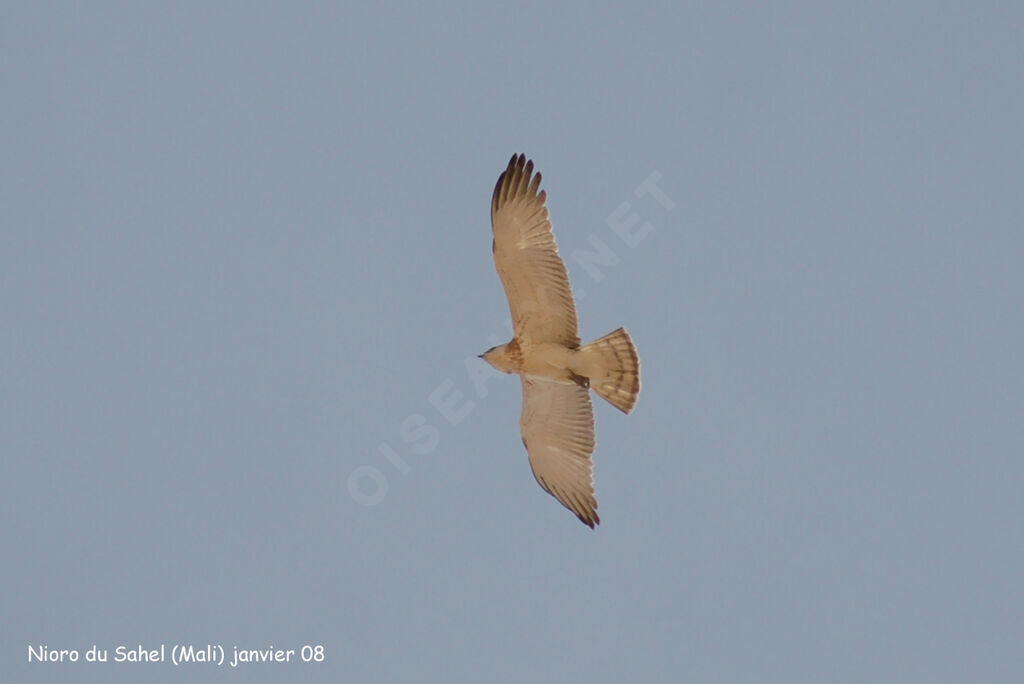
491;154;580;347
520;376;598;527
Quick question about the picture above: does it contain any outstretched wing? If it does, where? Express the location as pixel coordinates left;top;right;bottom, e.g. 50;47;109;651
491;154;579;347
520;377;598;527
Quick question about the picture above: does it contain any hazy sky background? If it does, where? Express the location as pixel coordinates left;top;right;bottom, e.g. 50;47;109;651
3;3;1022;682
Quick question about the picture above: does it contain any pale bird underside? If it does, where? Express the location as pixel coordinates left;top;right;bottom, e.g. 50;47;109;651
481;154;641;528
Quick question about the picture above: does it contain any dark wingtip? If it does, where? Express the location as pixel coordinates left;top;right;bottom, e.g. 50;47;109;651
493;154;528;213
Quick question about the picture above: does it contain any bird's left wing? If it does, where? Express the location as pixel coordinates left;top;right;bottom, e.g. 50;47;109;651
520;376;598;527
491;154;579;347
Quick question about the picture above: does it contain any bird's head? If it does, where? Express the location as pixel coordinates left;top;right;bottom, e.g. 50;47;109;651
478;341;518;373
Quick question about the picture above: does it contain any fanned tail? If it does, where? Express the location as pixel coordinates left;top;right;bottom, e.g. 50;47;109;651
577;327;640;413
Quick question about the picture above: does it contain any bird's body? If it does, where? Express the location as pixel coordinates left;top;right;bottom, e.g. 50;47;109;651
482;339;580;384
481;154;641;528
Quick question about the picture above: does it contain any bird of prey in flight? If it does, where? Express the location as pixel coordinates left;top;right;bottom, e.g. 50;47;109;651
480;154;641;528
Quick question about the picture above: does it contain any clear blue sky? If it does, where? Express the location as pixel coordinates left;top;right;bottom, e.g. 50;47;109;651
3;3;1022;682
